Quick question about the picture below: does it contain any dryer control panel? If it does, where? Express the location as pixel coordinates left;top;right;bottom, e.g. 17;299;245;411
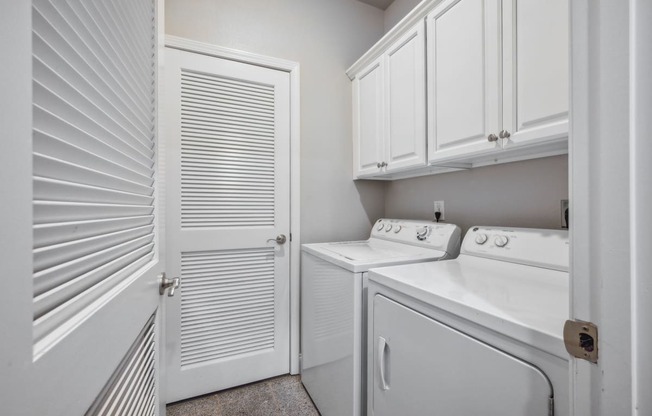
371;219;461;257
462;226;569;271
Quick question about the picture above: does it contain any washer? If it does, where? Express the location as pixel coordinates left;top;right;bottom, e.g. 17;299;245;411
367;226;570;416
301;219;461;416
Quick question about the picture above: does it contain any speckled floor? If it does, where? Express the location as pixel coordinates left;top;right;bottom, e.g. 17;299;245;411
166;375;320;416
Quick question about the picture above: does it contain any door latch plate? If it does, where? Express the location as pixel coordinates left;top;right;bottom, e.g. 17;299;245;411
563;320;598;363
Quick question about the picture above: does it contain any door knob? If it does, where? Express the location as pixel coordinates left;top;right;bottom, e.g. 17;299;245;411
267;234;287;245
159;273;180;297
487;133;499;142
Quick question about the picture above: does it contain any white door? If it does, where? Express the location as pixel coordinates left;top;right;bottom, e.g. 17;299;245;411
502;0;569;148
1;1;163;415
163;47;291;403
353;57;384;178
384;21;427;173
427;0;502;163
371;295;552;416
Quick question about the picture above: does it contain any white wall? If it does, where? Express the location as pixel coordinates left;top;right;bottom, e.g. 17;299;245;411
385;155;569;234
165;0;386;244
384;0;421;32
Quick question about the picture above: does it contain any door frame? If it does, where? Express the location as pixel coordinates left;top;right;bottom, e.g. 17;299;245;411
163;35;302;375
569;0;651;414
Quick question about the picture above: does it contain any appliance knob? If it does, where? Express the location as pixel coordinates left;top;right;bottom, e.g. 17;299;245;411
475;234;488;245
385;224;393;232
494;235;509;247
376;223;384;231
416;226;428;241
394;225;402;233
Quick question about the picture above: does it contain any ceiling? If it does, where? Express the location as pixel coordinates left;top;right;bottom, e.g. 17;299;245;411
356;0;394;11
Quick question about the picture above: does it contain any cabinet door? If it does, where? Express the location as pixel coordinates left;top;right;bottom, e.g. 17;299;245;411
353;58;384;178
384;21;427;173
502;0;569;148
427;0;502;163
371;295;553;416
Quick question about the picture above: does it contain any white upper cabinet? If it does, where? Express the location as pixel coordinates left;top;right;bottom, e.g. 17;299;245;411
501;0;569;148
353;57;385;177
352;21;426;178
385;22;427;173
348;0;569;179
428;0;568;163
427;0;501;163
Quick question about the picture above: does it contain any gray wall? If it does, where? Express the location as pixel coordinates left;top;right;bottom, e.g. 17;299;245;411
384;0;421;32
384;155;569;234
165;0;387;244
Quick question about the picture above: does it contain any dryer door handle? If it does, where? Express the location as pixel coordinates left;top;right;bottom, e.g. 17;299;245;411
378;336;389;391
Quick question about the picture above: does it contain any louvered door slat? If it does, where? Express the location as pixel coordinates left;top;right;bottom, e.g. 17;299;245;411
179;248;276;366
34;0;152;120
32;0;157;347
87;316;156;416
34;216;154;248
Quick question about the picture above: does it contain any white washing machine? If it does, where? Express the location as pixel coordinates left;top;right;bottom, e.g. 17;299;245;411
367;226;570;416
301;219;462;416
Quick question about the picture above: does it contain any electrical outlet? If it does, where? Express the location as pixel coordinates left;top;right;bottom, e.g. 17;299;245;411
561;199;569;229
433;200;445;222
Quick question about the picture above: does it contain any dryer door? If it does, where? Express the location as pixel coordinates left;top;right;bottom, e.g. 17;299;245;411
371;295;553;416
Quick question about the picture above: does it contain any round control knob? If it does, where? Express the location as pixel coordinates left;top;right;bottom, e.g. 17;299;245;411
494;235;509;247
376;223;384;231
416;226;429;241
385;224;393;232
475;234;488;245
394;225;402;233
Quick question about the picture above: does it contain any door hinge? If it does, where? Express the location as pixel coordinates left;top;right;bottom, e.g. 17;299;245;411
290;233;293;242
563;319;598;363
549;396;555;416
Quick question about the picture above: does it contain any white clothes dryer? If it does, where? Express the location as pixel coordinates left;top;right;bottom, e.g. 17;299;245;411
301;219;461;416
367;226;570;416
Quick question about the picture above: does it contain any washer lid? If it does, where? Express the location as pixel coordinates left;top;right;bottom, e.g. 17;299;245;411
302;238;447;273
368;255;569;359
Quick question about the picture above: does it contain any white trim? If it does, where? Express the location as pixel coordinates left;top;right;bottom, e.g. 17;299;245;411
0;2;35;413
156;1;166;414
166;35;299;72
630;0;652;413
346;0;444;79
569;1;593;415
164;35;302;374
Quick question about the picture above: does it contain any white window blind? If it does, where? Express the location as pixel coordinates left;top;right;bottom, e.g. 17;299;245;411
31;0;157;345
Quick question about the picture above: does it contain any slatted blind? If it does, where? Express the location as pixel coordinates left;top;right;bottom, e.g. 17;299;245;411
180;69;276;228
179;248;276;367
32;0;157;345
85;315;157;416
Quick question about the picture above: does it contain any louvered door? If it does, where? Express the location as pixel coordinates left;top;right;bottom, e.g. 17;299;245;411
0;1;163;415
163;47;291;402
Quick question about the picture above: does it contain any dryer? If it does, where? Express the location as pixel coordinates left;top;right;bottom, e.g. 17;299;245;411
367;226;570;416
301;219;461;416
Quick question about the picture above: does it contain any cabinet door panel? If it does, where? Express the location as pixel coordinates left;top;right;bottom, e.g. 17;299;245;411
385;22;426;172
371;295;552;416
427;0;501;163
353;59;384;178
502;0;569;147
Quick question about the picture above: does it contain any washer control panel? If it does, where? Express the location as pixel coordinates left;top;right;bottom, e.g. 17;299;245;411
462;226;569;271
371;219;461;255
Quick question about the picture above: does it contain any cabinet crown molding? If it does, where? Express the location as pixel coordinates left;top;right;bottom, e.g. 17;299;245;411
346;0;443;80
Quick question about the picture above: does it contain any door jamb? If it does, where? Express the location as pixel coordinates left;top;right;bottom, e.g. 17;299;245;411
164;35;301;375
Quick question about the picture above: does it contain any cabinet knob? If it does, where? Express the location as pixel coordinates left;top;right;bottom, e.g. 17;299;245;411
381;161;387;167
499;130;511;139
377;162;382;168
487;133;499;142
